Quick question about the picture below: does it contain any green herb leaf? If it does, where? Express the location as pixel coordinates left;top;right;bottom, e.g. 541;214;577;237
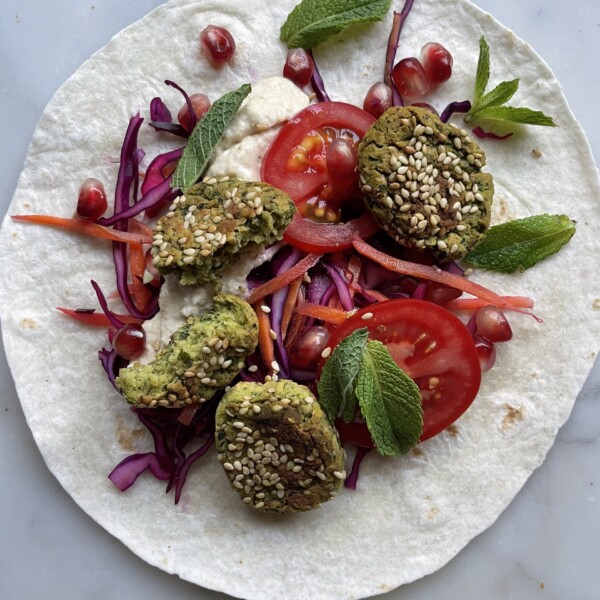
466;36;555;128
465;214;576;273
468;79;520;117
317;328;368;422
280;0;392;49
355;340;423;456
469;105;556;127
171;84;251;192
473;36;490;104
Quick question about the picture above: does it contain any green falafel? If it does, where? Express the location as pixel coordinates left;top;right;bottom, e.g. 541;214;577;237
151;177;295;286
358;106;493;261
215;380;346;513
116;295;258;408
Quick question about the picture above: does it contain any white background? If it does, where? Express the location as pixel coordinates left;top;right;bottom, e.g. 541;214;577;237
0;1;599;599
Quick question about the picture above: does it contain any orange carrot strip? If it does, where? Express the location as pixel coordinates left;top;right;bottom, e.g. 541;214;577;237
444;296;534;311
56;307;141;327
363;289;389;302
12;215;151;245
128;218;155;240
247;253;322;305
255;304;275;370
352;237;538;319
129;242;151;310
295;301;347;325
281;276;304;342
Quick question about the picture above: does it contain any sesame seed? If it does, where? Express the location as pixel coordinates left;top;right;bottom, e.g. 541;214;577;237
260;305;271;314
333;470;346;480
321;347;332;359
271;360;280;372
248;365;258;373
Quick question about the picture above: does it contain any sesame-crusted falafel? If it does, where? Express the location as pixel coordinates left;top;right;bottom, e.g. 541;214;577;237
215;380;346;513
151;177;296;286
116;295;258;408
358;106;493;261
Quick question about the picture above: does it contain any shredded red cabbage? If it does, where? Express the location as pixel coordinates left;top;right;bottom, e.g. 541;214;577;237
307;49;331;102
471;126;514;140
98;347;127;389
165;79;198;131
324;263;354;311
108;452;171;491
440;100;472;123
90;280;125;329
344;447;370;490
150;97;172;122
141;148;184;196
384;0;415;107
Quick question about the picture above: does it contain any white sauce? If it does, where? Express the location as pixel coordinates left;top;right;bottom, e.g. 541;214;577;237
135;77;309;365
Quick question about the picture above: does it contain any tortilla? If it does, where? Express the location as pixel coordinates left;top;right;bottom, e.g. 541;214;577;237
0;1;599;599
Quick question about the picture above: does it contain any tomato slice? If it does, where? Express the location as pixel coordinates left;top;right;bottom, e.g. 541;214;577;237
261;101;375;203
283;211;379;252
321;299;482;443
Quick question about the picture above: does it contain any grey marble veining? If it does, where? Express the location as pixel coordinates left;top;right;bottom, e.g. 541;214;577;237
0;1;598;599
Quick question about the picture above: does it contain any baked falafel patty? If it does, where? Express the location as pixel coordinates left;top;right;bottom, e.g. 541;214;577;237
358;106;493;261
216;380;346;513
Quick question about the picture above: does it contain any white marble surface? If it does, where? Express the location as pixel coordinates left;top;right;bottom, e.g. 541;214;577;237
0;1;599;599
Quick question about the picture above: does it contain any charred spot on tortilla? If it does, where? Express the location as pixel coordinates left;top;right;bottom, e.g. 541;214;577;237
358;106;493;262
115;295;258;408
215;380;346;513
151;177;295;286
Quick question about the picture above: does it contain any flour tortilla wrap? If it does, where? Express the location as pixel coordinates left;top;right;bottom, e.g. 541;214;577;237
1;0;599;599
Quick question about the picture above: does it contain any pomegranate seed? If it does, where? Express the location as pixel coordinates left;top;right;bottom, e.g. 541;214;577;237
473;334;496;372
200;25;235;68
420;42;453;85
113;323;146;361
391;57;430;100
77;178;108;221
290;326;330;368
475;306;513;342
363;82;392;118
424;282;462;305
177;93;211;132
283;48;314;88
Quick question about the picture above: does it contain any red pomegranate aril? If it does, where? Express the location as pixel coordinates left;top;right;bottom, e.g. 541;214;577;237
177;93;211;132
283;48;314;87
363;82;392;118
77;178;108;221
200;25;235;68
424;282;462;305
391;57;430;100
113;323;146;360
420;42;453;85
290;325;331;368
475;305;513;342
473;334;496;372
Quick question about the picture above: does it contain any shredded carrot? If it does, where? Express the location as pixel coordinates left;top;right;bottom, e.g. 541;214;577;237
280;276;304;342
295;301;347;325
129;243;151;310
128;218;155;240
352;237;539;319
444;296;534;311
255;304;275;371
12;215;152;245
247;253;322;305
363;288;389;302
56;307;141;327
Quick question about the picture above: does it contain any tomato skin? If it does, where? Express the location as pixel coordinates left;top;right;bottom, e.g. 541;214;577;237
283;211;379;253
320;299;481;443
261;101;375;204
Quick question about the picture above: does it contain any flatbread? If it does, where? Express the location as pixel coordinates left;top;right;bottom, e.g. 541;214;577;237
1;1;599;599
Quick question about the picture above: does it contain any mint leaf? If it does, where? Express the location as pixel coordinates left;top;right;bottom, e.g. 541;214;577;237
473;36;490;104
465;214;575;273
171;84;251;192
280;0;392;49
466;36;555;128
355;340;423;456
468;79;519;117
317;328;368;422
470;105;556;127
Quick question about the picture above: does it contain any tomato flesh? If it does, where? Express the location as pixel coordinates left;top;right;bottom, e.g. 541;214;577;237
261;102;376;252
321;299;481;443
